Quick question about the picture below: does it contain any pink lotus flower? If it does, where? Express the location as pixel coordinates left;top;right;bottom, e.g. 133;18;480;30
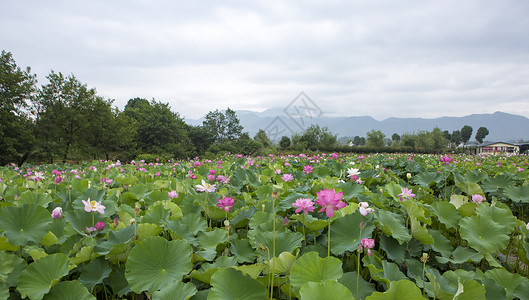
471;194;483;204
168;190;178;199
113;217;119;228
292;198;315;215
440;156;453;165
95;221;105;231
282;174;294;182
54;176;62;184
86;227;96;234
316;188;346;218
397;187;416;201
81;198;106;214
358;202;374;216
195;179;216;193
361;238;375;256
275;169;282;174
303;165;314;174
51;207;62;219
216;196;235;212
207;174;216;181
216;175;230;185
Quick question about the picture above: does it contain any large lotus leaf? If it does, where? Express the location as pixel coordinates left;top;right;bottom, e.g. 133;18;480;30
170;213;207;235
249;229;303;257
229;238;257;263
330;212;375;255
0;251;17;283
449;194;468;209
292;213;329;231
503;185;529;203
0;204;52;246
429;202;461;229
70;246;100;265
481;174;514;193
106;266;131;297
151;281;197;300
365;279;426;300
17;191;53;208
413;172;443;187
136;223;163;242
463;171;489;183
338;271;376;300
410;217;433;245
0;236;19;251
0;283;7;300
299;280;354;300
452;278;486;300
17;253;70;300
144;190;170;206
64;210;104;236
379;235;406;263
427;229;453;257
197;228;228;248
435;246;483;264
375;210;411;244
142;204;171;225
385;182;403;201
202;256;238;271
400;201;430;224
514;282;529;300
335;181;365;199
268;252;296;275
230;206;256;227
5;255;26;287
484;268;529;299
364;259;407;289
125;236;192;293
290;252;343;292
208;268;267;300
455;180;484;197
475;202;516;233
459;215;510;253
79;257;112;292
189;267;219;284
42;281;95;300
94;225;135;255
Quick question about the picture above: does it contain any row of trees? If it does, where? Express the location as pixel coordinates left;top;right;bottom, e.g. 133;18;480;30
1;50;493;165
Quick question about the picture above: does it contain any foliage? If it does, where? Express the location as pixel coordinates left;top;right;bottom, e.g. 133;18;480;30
475;127;489;144
461;125;473;144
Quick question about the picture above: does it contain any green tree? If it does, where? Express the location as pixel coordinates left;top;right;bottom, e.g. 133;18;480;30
475;127;489;144
0;50;37;165
391;133;401;142
297;124;337;150
400;133;416;149
188;125;215;156
279;136;291;149
35;71;100;162
352;136;365;146
203;108;243;143
461;125;473;144
451;130;462;146
365;129;386;148
254;129;272;148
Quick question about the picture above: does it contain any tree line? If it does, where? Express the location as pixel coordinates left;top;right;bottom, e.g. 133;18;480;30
1;50;490;165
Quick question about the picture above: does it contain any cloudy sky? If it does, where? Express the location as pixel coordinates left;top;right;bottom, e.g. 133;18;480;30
2;0;529;120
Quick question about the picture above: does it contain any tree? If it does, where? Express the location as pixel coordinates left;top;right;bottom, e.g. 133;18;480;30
391;133;401;142
279;136;291;149
475;127;489;144
451;130;462;146
254;129;272;148
352;136;365;146
188;125;214;156
35;71;99;162
298;124;337;150
461;125;473;144
0;50;37;165
365;129;386;148
203;108;243;144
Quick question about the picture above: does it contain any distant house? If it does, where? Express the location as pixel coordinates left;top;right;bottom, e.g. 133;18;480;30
477;142;521;154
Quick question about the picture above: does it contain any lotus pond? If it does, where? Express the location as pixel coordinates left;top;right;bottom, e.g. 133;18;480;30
1;153;529;299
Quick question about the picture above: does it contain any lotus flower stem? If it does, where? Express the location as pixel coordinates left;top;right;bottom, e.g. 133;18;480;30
327;221;331;257
302;213;307;246
356;226;363;300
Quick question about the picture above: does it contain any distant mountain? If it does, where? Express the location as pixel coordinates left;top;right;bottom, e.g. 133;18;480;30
185;110;529;143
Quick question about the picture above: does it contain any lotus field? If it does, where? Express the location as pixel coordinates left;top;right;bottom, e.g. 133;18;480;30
1;153;529;300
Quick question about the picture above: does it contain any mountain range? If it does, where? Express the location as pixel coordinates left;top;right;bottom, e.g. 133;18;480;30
186;109;529;143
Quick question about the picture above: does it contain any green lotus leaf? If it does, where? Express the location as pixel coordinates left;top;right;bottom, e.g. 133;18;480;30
0;236;19;251
197;228;228;248
435;246;483;265
208;268;267;300
70;246;100;265
457;202;477;218
385;182;403;201
452;278;486;300
268;251;296;275
459;215;510;253
64;210;103;236
125;236;192;293
4;255;26;288
169;212;207;235
476;202;516;232
151;280;197;300
299;280;354;300
292;213;329;231
338;271;376;300
449;194;468;209
379;235;406;263
107;266;131;297
201;256;238;271
0;250;17;283
136;223;163;242
18;191;53;208
484;268;529;299
410;217;433;245
481;174;514;192
463;170;488;183
364;258;407;289
229;238;257;263
0;204;52;246
504;185;529;203
94;225;135;255
42;281;95;300
429;201;461;229
0;283;8;300
17;253;70;300
413;171;443;187
79;257;112;292
375;210;411;244
427;229;453;257
335;181;365;199
232;264;267;279
400;201;431;224
330;212;375;255
455;180;484;197
249;229;303;257
365;279;426;300
189;267;219;284
290;252;343;292
144;190;170;206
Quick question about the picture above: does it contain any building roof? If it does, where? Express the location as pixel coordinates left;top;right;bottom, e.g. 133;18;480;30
477;142;519;147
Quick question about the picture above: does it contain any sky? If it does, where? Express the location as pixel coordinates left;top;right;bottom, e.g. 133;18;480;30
2;0;529;121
